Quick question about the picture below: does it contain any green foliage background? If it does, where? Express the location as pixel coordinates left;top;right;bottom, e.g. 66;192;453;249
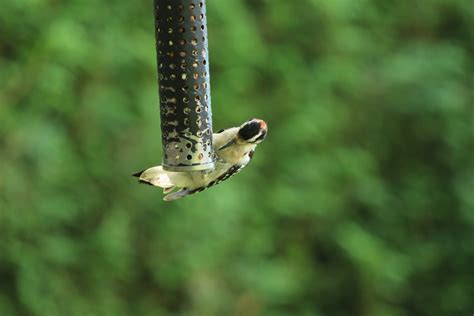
1;0;473;315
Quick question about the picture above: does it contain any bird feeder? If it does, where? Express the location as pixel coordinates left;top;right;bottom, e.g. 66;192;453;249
153;0;215;172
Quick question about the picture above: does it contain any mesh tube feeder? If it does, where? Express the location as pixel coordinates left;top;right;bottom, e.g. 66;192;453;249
153;0;215;171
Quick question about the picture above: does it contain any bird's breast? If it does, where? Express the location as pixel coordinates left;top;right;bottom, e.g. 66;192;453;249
218;144;256;164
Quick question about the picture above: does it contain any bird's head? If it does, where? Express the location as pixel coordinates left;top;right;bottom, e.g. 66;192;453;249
218;119;268;151
238;118;268;144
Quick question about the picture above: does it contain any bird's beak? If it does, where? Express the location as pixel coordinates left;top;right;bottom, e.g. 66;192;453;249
218;138;237;151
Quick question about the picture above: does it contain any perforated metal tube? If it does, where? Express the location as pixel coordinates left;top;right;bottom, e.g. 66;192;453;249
153;0;215;171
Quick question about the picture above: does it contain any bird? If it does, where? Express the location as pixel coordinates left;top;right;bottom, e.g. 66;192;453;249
133;118;268;201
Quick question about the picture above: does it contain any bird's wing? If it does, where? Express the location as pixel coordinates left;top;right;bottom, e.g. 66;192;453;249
163;188;193;201
163;163;246;201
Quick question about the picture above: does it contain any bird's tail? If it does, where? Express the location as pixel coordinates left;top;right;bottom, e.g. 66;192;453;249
133;166;175;189
133;166;197;201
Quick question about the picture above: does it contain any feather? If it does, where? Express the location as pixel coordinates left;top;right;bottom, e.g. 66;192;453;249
137;166;174;188
164;189;193;201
